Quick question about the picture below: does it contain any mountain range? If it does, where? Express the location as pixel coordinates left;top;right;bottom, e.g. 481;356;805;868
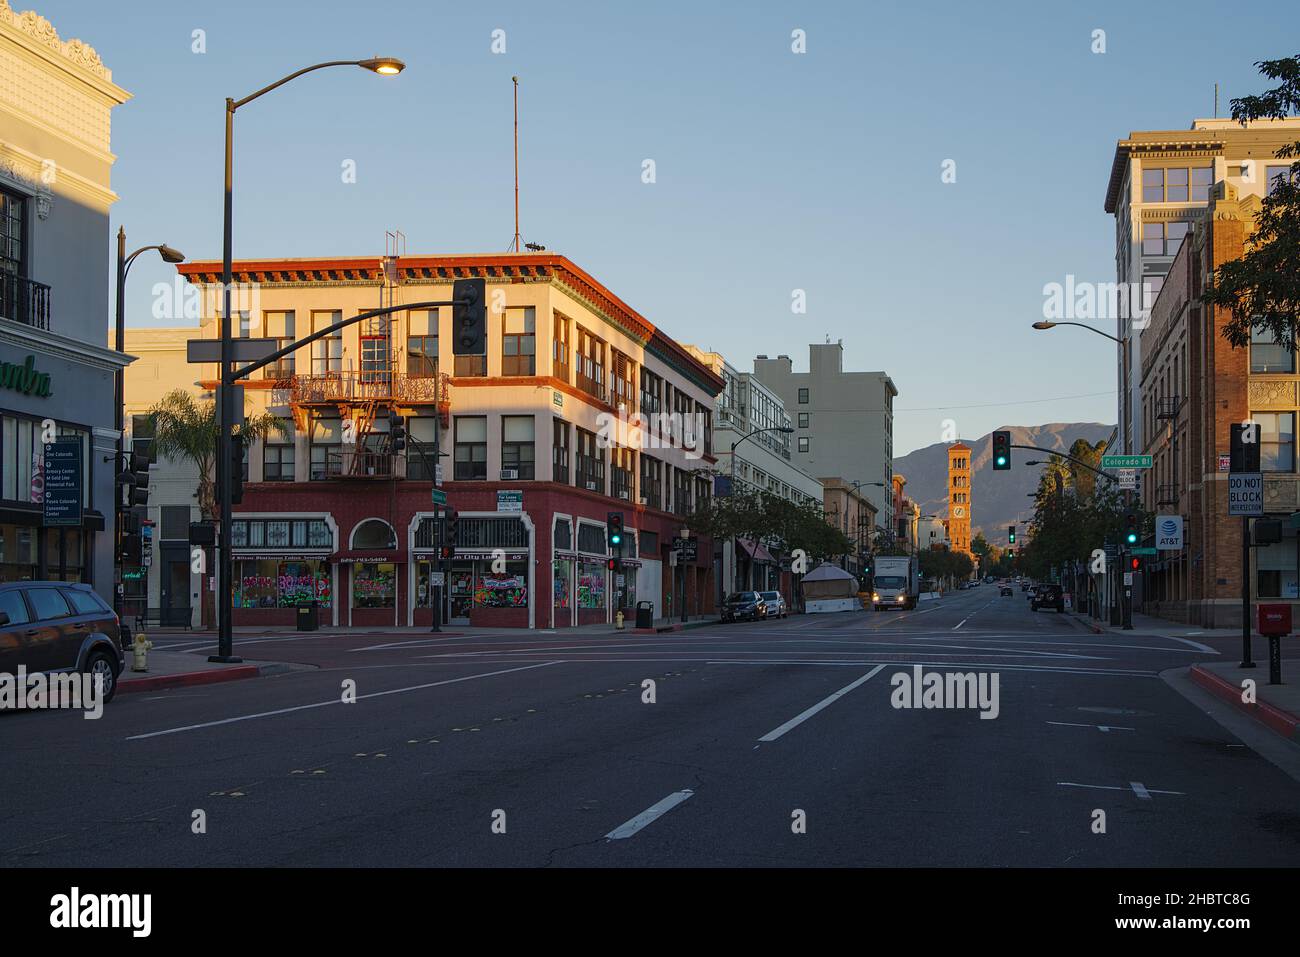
892;423;1116;544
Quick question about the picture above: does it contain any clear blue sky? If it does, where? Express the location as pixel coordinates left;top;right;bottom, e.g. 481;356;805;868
40;0;1299;454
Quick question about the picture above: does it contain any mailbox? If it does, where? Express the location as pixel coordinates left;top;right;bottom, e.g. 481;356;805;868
1256;603;1292;637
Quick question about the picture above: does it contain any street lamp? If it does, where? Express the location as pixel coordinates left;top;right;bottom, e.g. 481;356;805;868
1031;320;1126;345
726;425;794;592
114;229;185;622
214;57;404;663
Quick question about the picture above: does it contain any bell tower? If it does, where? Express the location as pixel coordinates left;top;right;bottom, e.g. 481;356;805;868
947;442;972;556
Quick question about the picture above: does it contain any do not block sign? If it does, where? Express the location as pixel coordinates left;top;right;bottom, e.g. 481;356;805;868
1228;473;1263;517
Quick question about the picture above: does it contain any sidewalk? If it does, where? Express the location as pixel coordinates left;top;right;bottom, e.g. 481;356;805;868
1187;661;1300;742
117;651;313;694
1065;607;1241;643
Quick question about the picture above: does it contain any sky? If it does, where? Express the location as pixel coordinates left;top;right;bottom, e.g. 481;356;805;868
35;0;1300;455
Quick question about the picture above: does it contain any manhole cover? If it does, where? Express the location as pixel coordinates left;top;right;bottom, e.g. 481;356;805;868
1077;706;1154;717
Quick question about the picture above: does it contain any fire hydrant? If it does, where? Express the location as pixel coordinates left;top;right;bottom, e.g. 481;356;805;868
615;610;624;630
132;632;152;672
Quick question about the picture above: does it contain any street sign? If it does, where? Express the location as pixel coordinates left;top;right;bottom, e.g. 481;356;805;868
186;338;279;364
672;536;698;561
1116;468;1138;490
1155;515;1184;550
430;488;447;506
1218;453;1231;472
42;438;82;527
1228;472;1264;516
141;523;154;567
497;490;523;512
429;571;445;586
1130;547;1157;556
1123;572;1134;586
1101;454;1153;469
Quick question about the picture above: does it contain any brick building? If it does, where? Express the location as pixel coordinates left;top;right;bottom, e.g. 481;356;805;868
154;252;722;629
1140;179;1299;627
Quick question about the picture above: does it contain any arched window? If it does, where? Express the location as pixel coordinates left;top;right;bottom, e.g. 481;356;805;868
352;518;397;550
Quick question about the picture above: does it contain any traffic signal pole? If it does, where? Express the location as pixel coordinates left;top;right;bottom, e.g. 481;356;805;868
1241;515;1255;668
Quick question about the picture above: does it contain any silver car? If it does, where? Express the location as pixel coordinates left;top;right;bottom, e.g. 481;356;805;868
759;591;788;619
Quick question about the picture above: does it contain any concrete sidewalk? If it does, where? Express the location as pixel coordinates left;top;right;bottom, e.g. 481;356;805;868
117;650;313;694
1188;660;1300;742
1066;607;1241;642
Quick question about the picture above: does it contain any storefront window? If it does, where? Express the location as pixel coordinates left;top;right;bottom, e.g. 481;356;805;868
0;523;38;582
613;565;637;610
554;558;572;611
450;564;474;618
415;560;439;608
234;559;331;608
476;562;528;607
577;560;606;610
352;562;396;608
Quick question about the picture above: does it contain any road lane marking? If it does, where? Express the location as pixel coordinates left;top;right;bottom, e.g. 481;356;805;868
125;661;563;740
757;665;886;742
606;790;694;840
1047;721;1136;732
1057;781;1183;796
952;617;969;631
1161;635;1218;653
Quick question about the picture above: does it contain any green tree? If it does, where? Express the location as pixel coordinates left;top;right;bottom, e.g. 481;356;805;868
1201;55;1300;348
146;389;289;520
687;484;853;563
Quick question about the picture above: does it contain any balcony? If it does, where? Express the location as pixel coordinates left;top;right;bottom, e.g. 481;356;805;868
1155;396;1182;420
0;274;50;330
325;448;399;479
1156;483;1179;507
291;371;447;407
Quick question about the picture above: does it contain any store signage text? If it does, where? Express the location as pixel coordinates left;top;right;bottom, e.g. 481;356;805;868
0;355;53;398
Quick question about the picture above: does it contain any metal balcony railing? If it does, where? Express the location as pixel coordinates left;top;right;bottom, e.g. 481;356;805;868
1155;396;1182;420
0;274;50;330
328;448;398;479
1156;483;1179;507
291;371;446;405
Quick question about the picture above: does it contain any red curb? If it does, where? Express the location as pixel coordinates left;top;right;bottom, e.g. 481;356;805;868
118;665;261;694
1189;665;1300;741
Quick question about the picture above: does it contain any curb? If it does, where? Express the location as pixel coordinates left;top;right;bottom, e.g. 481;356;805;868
1066;611;1105;634
118;664;261;694
1189;665;1300;742
630;619;721;634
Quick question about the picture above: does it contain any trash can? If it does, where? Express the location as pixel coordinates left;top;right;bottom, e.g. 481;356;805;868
635;601;654;629
296;601;319;632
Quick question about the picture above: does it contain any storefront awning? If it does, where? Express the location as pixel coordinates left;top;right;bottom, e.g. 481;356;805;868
737;537;776;564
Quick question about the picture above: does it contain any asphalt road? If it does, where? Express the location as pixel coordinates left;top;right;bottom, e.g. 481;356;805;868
3;586;1298;867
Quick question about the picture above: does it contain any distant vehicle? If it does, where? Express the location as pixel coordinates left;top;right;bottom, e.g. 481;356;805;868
721;591;766;623
1031;583;1065;613
759;591;788;619
999;584;1013;597
0;582;126;703
873;555;919;610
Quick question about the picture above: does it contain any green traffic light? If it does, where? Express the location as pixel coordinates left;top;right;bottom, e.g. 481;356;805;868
611;533;621;545
1126;532;1137;545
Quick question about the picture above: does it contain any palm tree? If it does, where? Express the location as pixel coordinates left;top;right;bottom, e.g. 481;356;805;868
145;389;289;520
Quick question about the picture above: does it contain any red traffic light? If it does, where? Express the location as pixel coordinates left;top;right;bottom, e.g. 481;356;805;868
1130;557;1140;571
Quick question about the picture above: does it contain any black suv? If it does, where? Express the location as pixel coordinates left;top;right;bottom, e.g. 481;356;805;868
1031;583;1065;613
721;591;766;623
0;582;126;702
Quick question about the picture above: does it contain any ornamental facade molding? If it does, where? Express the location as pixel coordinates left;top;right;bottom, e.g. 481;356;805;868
0;152;51;218
0;1;110;79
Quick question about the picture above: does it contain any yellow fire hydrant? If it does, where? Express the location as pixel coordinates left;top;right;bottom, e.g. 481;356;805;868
132;632;152;672
615;610;624;630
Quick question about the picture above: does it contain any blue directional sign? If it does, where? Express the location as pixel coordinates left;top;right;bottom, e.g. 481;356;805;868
42;438;83;527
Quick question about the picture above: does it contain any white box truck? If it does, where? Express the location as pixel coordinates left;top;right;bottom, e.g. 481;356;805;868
872;555;919;610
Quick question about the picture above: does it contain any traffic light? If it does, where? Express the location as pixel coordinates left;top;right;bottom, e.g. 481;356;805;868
1008;525;1016;545
117;451;150;507
230;433;245;505
1130;556;1141;572
1230;422;1261;473
119;529;142;564
438;545;454;560
451;277;486;355
1124;512;1138;546
444;508;459;549
607;511;624;549
992;430;1011;471
389;411;406;453
606;557;620;572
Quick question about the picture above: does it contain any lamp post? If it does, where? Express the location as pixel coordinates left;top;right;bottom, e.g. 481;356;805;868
213;57;404;663
726;425;793;592
114;228;184;622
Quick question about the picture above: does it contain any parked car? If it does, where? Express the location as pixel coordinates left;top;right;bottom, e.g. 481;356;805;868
759;591;788;619
0;582;126;703
721;591;766;622
1031;583;1065;613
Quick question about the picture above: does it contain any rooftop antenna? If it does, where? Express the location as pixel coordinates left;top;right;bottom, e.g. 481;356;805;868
1214;82;1219;118
512;75;521;253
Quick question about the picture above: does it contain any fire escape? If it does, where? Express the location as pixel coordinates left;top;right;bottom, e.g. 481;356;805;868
1155;395;1182;508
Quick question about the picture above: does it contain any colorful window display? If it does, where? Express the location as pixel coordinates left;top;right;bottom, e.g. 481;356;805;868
233;560;331;608
352;562;396;608
553;558;572;611
577;560;606;610
475;563;528;607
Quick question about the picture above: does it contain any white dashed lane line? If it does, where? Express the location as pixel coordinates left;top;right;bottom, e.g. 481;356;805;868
606;790;695;840
757;664;887;742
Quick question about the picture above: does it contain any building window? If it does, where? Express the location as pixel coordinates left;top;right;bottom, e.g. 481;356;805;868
576;428;604;492
309;416;342;480
454;416;488;480
1251;325;1295;374
798;388;809;404
361;335;390;385
1142;165;1212;203
262;311;296;379
673;467;693;516
798;412;809;428
611;446;634;501
502;307;536;376
1267;164;1295;196
610;351;636;408
553;312;571;383
407;309;439;378
575;327;606;401
263;430;295;481
553;419;570;484
406;416;438;480
454;353;487;377
0;187;26;284
640;454;662;509
1141;221;1189;256
1252;412;1295;472
501;416;535;479
310;310;342;375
